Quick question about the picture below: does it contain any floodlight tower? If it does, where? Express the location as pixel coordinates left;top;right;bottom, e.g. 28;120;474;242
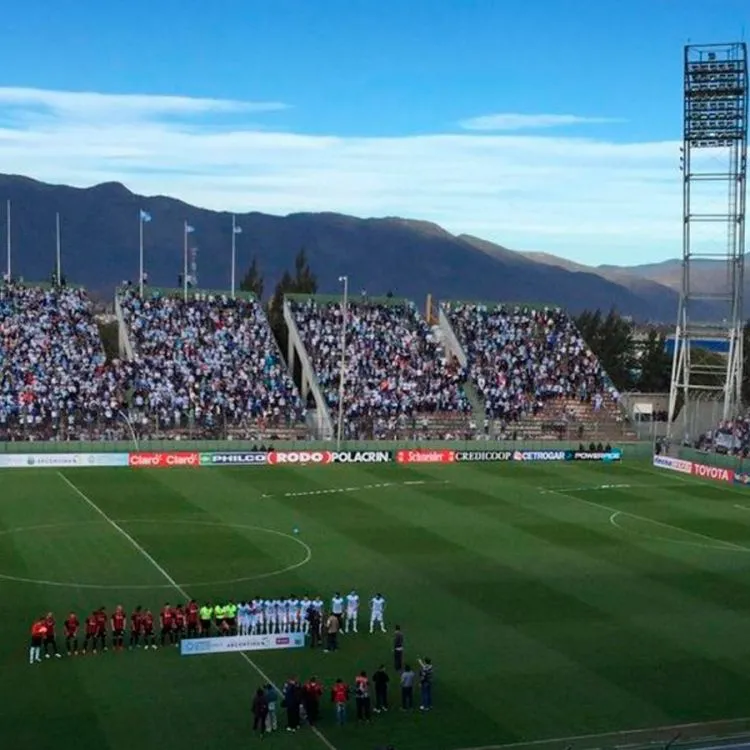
668;43;748;437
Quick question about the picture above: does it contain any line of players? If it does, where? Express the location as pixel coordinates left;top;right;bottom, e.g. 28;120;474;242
28;591;388;663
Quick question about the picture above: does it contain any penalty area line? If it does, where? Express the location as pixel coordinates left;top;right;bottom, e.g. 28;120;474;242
56;472;339;750
452;715;750;750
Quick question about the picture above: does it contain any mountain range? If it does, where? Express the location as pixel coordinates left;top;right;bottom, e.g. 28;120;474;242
0;173;735;322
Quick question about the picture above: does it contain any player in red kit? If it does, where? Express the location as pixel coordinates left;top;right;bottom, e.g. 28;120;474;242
186;600;199;639
160;603;174;647
129;606;143;649
94;607;108;652
173;604;186;645
43;612;62;659
142;609;156;649
83;612;99;655
111;606;126;651
64;612;80;656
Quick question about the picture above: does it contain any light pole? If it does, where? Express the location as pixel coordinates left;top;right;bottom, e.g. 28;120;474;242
336;275;348;448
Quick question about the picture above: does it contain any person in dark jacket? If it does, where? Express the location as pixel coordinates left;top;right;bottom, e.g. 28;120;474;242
252;687;269;737
393;625;404;671
308;606;321;649
283;677;303;732
373;664;389;713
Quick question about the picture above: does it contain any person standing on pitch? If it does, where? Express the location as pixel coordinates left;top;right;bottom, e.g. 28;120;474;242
369;592;387;633
354;671;372;723
331;592;345;629
393;625;404;671
324;611;340;652
264;683;279;732
345;589;359;633
418;657;433;711
283;677;302;733
331;678;349;725
373;664;389;713
252;687;268;738
400;665;415;710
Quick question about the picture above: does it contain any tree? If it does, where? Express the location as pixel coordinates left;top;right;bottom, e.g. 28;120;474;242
636;328;671;391
239;256;264;299
292;248;317;294
574;307;635;391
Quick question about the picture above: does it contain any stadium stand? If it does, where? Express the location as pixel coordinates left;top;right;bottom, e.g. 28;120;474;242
0;283;126;441
289;295;473;439
443;302;625;441
118;290;307;440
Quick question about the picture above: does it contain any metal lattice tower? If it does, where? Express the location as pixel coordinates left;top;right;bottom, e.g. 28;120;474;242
668;43;748;437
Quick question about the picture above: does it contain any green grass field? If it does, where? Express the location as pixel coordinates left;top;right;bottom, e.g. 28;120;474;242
3;459;750;750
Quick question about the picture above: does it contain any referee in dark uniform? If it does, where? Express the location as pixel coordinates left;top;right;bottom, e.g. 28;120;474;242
393;625;404;671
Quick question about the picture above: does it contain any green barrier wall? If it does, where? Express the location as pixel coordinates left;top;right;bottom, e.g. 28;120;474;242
0;439;653;457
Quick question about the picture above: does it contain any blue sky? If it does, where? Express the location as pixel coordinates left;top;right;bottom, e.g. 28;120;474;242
0;0;748;265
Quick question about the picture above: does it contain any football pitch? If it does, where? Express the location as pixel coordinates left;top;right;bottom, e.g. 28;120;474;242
4;459;750;750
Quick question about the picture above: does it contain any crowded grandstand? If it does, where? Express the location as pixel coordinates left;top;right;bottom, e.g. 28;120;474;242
0;281;630;444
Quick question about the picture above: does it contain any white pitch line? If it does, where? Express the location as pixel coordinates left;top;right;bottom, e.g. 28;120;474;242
452;715;750;750
609;511;746;553
541;485;750;554
262;478;448;499
57;472;338;750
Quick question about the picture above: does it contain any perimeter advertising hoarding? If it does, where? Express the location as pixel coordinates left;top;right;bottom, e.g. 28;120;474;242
0;453;129;468
180;632;305;656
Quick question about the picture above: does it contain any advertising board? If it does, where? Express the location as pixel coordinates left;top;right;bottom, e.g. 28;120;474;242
652;455;693;474
0;453;129;468
454;450;512;462
128;452;200;468
691;462;734;483
180;632;305;656
512;450;566;462
396;449;455;465
200;452;268;466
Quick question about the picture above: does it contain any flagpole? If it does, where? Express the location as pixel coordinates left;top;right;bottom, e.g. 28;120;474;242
183;221;188;302
5;199;10;282
139;211;144;297
231;214;236;299
55;212;61;286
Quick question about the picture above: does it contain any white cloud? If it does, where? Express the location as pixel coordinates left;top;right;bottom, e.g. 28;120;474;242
459;113;623;132
0;87;288;125
0;87;726;265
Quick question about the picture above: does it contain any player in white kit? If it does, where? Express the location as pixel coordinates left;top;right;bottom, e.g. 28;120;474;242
288;596;300;632
345;590;360;633
263;599;275;634
369;593;387;633
238;601;251;636
331;592;345;629
250;599;262;634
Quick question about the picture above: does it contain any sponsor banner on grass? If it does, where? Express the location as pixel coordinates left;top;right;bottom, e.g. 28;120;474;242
200;452;268;466
691;462;734;483
568;450;622;462
0;452;129;469
454;450;512;462
735;471;750;487
396;449;455;465
180;632;305;657
512;450;566;462
652;455;693;474
267;450;333;465
128;452;200;468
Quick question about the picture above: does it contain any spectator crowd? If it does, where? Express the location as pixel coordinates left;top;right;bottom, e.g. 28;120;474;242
119;290;305;434
445;303;613;422
289;298;471;438
0;284;306;441
0;284;125;440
